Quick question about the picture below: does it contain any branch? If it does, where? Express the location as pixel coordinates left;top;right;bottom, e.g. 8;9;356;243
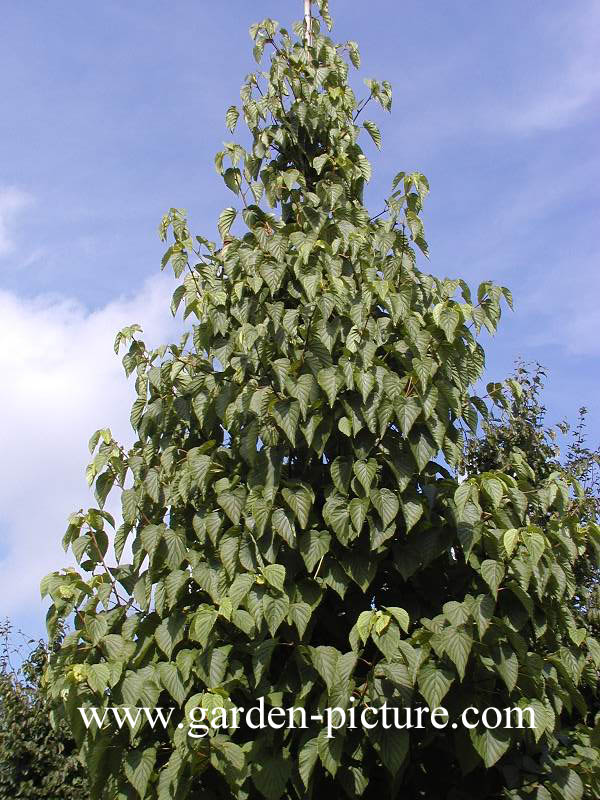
353;92;373;122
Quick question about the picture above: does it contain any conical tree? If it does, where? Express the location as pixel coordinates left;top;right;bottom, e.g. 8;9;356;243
43;3;600;799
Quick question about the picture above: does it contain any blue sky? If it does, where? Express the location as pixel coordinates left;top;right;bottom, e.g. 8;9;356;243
1;0;599;639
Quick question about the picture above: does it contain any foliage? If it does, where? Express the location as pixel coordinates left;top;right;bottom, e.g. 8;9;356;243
464;362;600;797
565;406;600;525
564;407;600;630
0;620;88;799
43;4;599;799
465;360;600;630
464;361;561;481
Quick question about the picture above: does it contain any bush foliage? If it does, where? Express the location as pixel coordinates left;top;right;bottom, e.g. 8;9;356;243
0;621;88;799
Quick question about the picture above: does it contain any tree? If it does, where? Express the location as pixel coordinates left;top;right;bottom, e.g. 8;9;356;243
464;362;600;798
43;3;600;798
465;360;600;630
0;620;89;799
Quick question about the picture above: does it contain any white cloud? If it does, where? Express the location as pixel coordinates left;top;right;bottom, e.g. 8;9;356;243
0;187;32;256
0;274;179;620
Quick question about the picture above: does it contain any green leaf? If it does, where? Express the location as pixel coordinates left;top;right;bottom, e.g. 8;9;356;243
317;0;334;30
553;768;584;800
121;671;145;706
121;488;138;525
355;609;375;644
474;594;495;639
252;755;291;800
507;487;528;520
480;559;505;599
395;396;420;436
347;40;361;68
354;369;375;402
372;619;400;659
338;416;352;436
330;458;352;494
371;488;399;527
219;532;240;578
225;105;239;132
417;662;454;707
155;614;185;659
443;600;469;626
163;529;187;570
190;607;218;648
523;527;545;565
410;429;437;471
231;608;254;635
263;595;289;636
103;634;135;662
229;573;254;610
503;528;519;557
158;663;186;706
353;459;377;494
289;602;312;638
469;726;510;768
363;120;382;149
402;497;423;533
217;488;246;525
140;524;163;558
124;747;157;798
454;482;472;516
438;307;460;342
212;738;245;775
292;373;317;418
262;564;286;593
386;606;409;633
483;478;504;508
371;727;408;776
411;356;434;392
346;326;362;354
282;485;314;529
271;507;296;547
317;367;342;407
313;153;329;175
200;645;231;688
252;639;277;687
218;207;236;240
323;496;351;544
317;727;344;778
310;645;340;692
299;529;331;572
349;497;368;533
273;400;300;445
86;614;108;646
87;663;110;694
356;154;372;181
143;468;161;503
187;450;212;491
439;625;472;680
341;551;377;591
492;642;518;693
299;737;319;789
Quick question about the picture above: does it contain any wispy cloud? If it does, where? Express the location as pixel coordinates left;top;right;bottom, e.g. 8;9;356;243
521;242;600;357
0;275;178;620
0;187;31;256
488;1;600;135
